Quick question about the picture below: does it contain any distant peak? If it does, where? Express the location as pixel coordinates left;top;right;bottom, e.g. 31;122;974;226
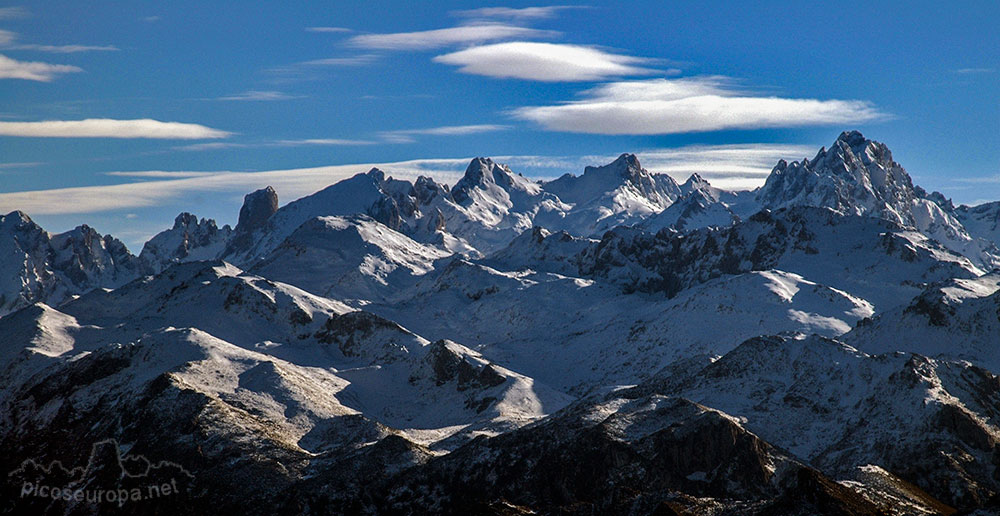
236;186;278;235
2;210;33;225
682;173;709;188
366;167;386;182
463;157;498;182
457;157;509;188
608;153;642;172
585;153;645;180
836;130;867;147
173;212;199;228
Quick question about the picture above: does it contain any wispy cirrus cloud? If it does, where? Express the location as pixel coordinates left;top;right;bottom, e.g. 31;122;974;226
494;143;819;190
175;138;375;151
435;42;664;82
0;7;28;20
512;76;885;134
297;55;378;66
266;54;379;82
0;119;231;139
954;67;995;74
633;144;818;190
105;170;217;178
306;26;352;33
451;5;588;21
0;143;822;217
0;159;472;216
0;53;81;81
11;43;118;53
0;29;117;53
216;90;304;101
379;124;509;143
347;24;558;50
278;138;377;146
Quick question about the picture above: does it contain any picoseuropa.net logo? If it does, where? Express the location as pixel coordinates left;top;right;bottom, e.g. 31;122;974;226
8;438;195;508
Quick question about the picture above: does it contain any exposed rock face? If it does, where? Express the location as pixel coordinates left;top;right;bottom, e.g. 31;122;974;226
139;212;232;274
757;131;917;225
237;186;279;235
0;211;142;316
224;186;278;258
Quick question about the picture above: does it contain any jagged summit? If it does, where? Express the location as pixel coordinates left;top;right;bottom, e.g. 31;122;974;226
544;153;680;213
585;153;643;181
451;157;538;205
140;212;232;274
757;130;916;226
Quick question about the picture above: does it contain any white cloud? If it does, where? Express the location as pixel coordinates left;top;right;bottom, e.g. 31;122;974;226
306;26;352;33
217;90;303;101
278;138;377;146
0;119;231;139
499;143;819;190
634;144;818;190
451;6;586;20
174;142;250;151
0;30;117;53
0;161;43;170
298;55;378;66
434;42;662;82
379;124;509;143
12;43;118;53
512;77;885;134
105;171;218;178
0;159;471;215
0;53;81;81
267;55;378;82
176;138;376;151
141;16;161;22
347;24;557;50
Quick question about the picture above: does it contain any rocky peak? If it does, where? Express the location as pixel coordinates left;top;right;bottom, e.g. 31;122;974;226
171;212;200;230
413;176;451;205
451;158;526;205
584;153;645;184
365;167;386;183
235;186;278;236
679;173;722;201
915;186;956;212
0;210;35;229
140;212;232;274
757;131;917;226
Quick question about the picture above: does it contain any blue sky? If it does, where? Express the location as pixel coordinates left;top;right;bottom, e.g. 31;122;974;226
0;0;997;249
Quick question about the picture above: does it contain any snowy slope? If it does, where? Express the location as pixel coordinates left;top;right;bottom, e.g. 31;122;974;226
659;333;1000;508
580;206;982;312
641;183;739;232
3;260;570;450
372;260;874;393
541;153;681;235
843;272;1000;371
955;201;1000;247
249;215;450;302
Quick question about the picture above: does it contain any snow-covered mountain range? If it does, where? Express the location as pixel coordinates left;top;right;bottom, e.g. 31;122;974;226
2;131;999;515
